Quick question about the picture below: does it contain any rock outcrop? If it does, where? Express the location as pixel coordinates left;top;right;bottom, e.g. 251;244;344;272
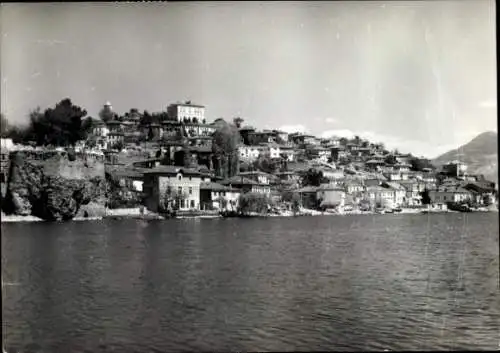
3;151;106;221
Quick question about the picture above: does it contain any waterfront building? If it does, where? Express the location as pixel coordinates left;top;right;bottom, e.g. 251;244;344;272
316;184;346;209
365;186;396;208
429;186;472;204
381;181;406;206
199;182;241;211
143;166;208;212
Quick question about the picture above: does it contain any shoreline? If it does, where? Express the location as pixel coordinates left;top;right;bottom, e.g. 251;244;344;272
2;207;497;224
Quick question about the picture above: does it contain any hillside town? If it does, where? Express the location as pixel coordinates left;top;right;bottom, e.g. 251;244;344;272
0;100;498;219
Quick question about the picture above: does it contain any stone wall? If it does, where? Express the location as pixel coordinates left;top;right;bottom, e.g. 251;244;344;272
3;151;107;221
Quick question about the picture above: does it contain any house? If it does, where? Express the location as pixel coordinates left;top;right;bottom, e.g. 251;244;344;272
238;125;256;145
429;186;472;204
106;131;124;148
442;160;468;177
317;184;346;209
306;146;331;163
167;102;206;123
248;131;278;144
143;166;206;212
289;133;318;146
364;178;383;187
106;120;123;133
274;171;301;188
365;159;385;171
200;182;241;211
91;118;109;137
238;145;262;162
183;121;216;137
220;175;271;195
279;145;296;162
237;171;272;185
398;180;426;206
132;158;163;169
463;182;497;205
393;163;411;173
365;186;396;208
383;171;410;181
107;167;144;192
259;142;281;159
293;186;318;209
381;181;406;206
274;130;289;143
344;180;365;194
317;167;343;182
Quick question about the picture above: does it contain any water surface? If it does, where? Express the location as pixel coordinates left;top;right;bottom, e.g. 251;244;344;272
2;213;499;351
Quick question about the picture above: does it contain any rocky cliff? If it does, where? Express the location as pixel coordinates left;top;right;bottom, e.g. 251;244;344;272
3;151;107;221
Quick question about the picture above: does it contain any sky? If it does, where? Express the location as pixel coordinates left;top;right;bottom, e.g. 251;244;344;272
0;1;497;158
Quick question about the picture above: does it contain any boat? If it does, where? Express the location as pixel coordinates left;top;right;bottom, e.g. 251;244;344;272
375;208;385;214
393;207;402;213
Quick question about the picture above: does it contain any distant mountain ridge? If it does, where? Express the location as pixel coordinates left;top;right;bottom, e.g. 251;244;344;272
433;131;498;182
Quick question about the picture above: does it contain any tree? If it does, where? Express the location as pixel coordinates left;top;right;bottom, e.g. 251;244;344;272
99;104;115;123
384;154;397;165
212;119;241;179
14;99;90;147
238;192;270;215
301;168;328;187
233;117;244;129
140;110;153;126
252;154;278;174
0;113;9;137
111;140;124;151
420;189;431;205
339;137;349;146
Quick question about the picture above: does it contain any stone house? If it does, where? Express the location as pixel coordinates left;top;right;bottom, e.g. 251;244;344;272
200;182;241;211
316;184;346;209
220;176;271;195
429;186;472;204
143;166;210;212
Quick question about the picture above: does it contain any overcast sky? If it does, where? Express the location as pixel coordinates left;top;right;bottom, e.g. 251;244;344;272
1;1;496;158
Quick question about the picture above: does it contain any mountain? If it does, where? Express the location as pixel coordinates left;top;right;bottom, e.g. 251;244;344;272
433;131;498;182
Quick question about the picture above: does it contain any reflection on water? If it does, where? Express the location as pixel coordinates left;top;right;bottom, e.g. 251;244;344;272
2;213;499;351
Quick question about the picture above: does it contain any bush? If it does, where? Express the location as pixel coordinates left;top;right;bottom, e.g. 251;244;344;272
238;192;271;214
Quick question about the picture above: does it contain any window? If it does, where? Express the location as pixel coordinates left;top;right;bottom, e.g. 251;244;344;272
178;174;182;181
190;200;195;208
178;187;182;195
181;199;185;208
443;196;447;201
0;174;4;183
189;187;193;195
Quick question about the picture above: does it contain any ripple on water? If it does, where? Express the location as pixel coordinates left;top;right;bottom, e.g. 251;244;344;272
2;214;499;351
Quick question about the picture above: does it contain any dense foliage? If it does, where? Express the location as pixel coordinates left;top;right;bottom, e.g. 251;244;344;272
8;99;91;147
212;119;241;179
301;168;329;187
0;113;9;137
237;192;271;214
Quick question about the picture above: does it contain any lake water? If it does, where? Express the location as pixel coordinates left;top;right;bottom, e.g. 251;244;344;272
2;213;499;352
